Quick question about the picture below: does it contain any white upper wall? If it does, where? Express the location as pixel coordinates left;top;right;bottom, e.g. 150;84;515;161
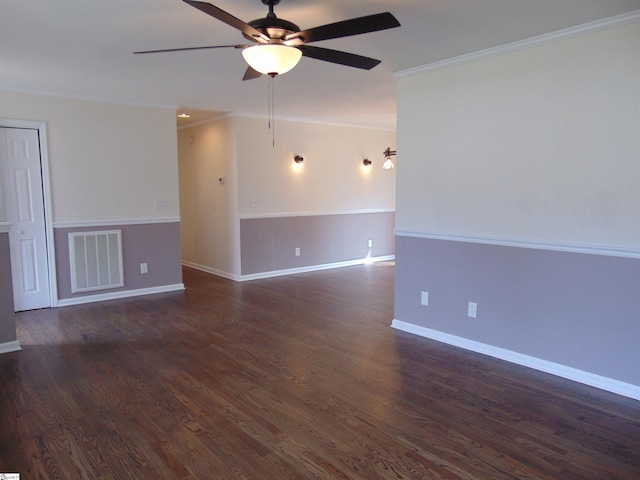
178;116;239;275
0;91;180;224
396;21;639;249
235;116;396;216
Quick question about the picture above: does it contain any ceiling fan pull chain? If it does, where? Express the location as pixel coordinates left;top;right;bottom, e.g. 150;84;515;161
267;75;271;130
271;76;276;147
266;74;276;146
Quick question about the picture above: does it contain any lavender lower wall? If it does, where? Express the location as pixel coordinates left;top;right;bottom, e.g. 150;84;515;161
0;232;17;344
395;234;640;387
54;222;183;300
240;212;395;276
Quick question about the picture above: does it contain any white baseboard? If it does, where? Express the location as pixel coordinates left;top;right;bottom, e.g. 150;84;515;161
56;283;185;307
0;340;22;354
183;256;396;282
238;255;396;282
181;261;240;281
391;319;640;402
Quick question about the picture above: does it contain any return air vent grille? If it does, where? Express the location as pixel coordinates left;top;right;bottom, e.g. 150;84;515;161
69;230;124;293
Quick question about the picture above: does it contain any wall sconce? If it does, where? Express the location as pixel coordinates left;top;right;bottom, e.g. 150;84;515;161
362;159;372;167
294;155;304;164
383;147;396;169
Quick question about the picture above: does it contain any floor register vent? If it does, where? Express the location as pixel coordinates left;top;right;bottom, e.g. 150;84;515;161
69;230;124;293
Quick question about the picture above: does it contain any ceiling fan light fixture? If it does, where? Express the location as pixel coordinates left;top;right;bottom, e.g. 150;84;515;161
242;44;302;76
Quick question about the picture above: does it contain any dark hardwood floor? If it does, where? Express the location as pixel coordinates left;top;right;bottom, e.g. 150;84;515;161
1;263;639;479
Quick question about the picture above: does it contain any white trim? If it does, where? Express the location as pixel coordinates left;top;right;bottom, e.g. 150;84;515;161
177;112;233;130
0;118;58;307
394;10;640;79
55;283;185;307
239;209;395;220
0;340;22;354
395;230;640;259
0;85;178;110
269;114;396;132
53;217;180;228
182;261;240;281
391;320;640;402
183;255;396;282
227;112;396;132
0;222;11;234
238;255;395;282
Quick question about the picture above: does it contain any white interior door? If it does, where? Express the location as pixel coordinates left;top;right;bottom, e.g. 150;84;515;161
0;127;51;311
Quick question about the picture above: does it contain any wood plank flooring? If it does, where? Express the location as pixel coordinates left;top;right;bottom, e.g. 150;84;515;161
1;263;639;479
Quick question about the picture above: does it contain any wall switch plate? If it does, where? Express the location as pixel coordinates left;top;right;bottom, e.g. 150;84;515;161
295;247;300;257
468;302;477;318
140;263;148;274
421;291;429;306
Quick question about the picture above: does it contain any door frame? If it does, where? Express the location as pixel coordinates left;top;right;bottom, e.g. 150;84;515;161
1;118;58;308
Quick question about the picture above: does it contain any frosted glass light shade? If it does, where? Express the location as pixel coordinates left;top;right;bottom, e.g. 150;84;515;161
383;158;395;170
242;44;302;76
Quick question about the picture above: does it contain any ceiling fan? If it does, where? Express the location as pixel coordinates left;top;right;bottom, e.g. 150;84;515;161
134;0;401;80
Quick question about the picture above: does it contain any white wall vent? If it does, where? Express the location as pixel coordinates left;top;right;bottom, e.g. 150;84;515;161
69;230;124;293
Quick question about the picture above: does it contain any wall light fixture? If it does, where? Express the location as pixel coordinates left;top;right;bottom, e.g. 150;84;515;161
294;155;304;164
383;147;396;169
363;159;372;166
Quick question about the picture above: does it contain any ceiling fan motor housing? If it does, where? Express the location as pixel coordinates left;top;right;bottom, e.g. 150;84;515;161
245;17;302;44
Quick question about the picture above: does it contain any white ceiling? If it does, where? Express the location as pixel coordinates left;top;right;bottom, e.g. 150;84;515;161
1;0;639;130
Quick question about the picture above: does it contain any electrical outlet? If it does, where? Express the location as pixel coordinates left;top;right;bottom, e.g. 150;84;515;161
468;302;477;318
421;291;429;306
295;247;300;257
368;239;373;248
140;263;148;274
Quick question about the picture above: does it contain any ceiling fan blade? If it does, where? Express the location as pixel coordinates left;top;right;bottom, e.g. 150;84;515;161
134;44;246;54
298;45;381;70
242;66;262;81
288;12;400;44
182;0;269;42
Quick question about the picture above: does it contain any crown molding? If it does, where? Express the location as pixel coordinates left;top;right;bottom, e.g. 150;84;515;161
0;85;178;110
394;10;640;79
